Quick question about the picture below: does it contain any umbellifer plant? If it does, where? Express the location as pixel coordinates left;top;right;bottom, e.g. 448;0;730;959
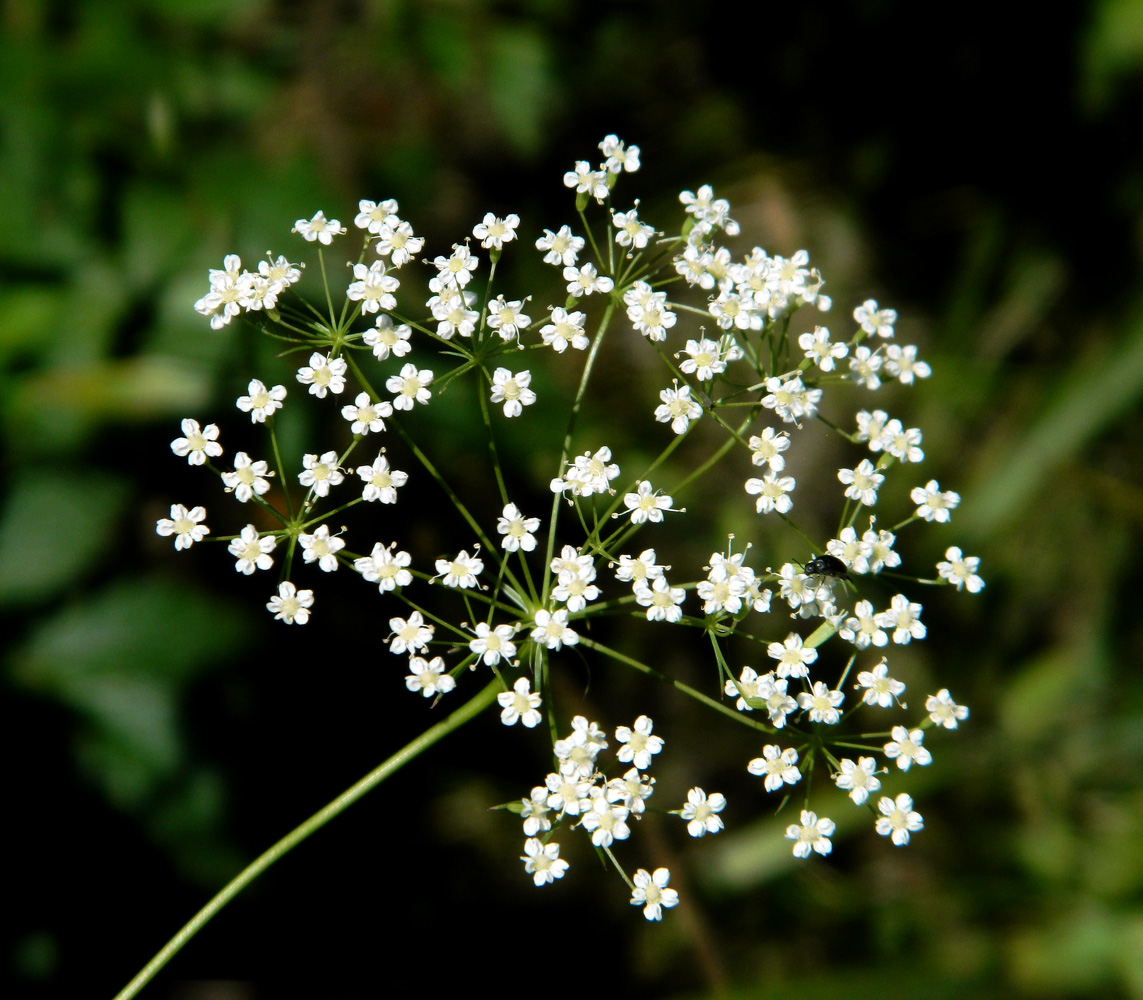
121;135;982;997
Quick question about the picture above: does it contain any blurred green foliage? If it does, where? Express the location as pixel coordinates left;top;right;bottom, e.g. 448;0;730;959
4;0;1143;998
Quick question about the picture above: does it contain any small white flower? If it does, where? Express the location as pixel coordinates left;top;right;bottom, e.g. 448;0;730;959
833;757;882;805
236;380;286;423
876;793;923;846
615;715;664;770
521;837;568;886
434;548;483;589
785;810;835;858
405;656;455;698
299;524;344;573
267;581;313;624
883;725;932;771
228;524;276;575
497;503;540;552
630;867;679;922
926;689;969;729
498;676;542;728
155;504;209;550
296;352;347;398
292;210;345;244
170;418;222;466
490;368;536;417
387;363;433;410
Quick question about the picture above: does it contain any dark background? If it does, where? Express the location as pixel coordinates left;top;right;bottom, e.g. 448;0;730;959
4;1;1143;997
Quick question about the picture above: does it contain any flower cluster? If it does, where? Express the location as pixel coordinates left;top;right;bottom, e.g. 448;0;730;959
168;134;983;921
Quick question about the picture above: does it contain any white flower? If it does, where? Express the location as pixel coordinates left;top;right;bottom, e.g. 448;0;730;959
346;260;399;314
613;549;667;587
883;725;932;771
785;810;835;858
838;459;884;507
630;868;678;922
363;316;412;360
342;392;393;435
748;427;790;472
654;383;702;435
354;198;399;233
884;343;931;383
799;326;847;371
375;215;423;267
563;262;614;298
854;299;897;338
430;245;479;291
170;418;222;466
796;681;844;724
386;363;433;410
490;368;536;417
354;542;412;592
911;480;960;522
612;207;654;248
521;838;568;886
768;632;818;679
615;715;664;770
535;225;584;266
236;380;287;422
745;473;795;514
487;296;531;342
531;609;578;650
469;622;518;667
926;689;969;729
676;790;722;836
434;548;483;589
579;793;630;848
299;524;344;573
540;307;588;352
267;581;313;624
855;659;905;707
221;452;273;503
937;547;985;593
633;576;686;622
877;594;926;644
292;210;344;244
388;611;433;656
473;212;519;250
356;453;407;503
405;656;455;698
497;503;540;552
155;504;208;550
228;524;276;575
498;676;542;728
848;345;884;390
299;451;344;498
677;337;728;381
876;793;923;846
834;757;882;805
747;744;800;792
599;134;640;174
296;352;347;398
623;481;675;524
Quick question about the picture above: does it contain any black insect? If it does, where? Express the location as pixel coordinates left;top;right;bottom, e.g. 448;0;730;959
804;554;848;580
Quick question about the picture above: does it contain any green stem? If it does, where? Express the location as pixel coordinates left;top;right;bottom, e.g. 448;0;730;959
112;679;500;1000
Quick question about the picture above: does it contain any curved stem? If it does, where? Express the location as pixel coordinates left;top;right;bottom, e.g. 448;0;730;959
112;679;500;1000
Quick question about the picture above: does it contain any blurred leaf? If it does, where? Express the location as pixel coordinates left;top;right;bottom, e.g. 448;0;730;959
0;287;63;368
488;24;551;157
0;468;129;606
6;356;212;455
9;575;248;806
962;316;1143;539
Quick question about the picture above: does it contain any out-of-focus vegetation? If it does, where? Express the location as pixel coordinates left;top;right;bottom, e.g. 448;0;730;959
4;1;1143;997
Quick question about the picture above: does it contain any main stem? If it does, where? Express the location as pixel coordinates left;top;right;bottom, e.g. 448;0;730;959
112;679;500;1000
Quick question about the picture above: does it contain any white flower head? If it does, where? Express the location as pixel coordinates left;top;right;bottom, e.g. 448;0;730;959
630;867;679;922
